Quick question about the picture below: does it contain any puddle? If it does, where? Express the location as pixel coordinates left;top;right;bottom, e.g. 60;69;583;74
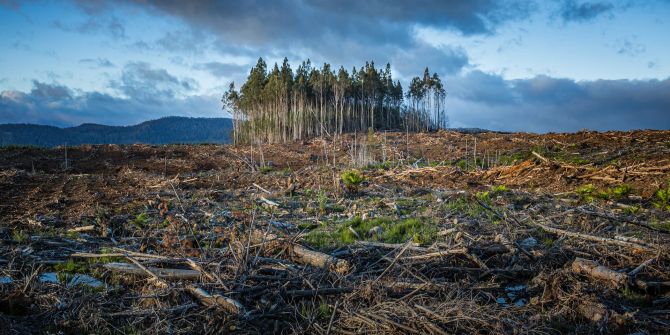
38;272;105;288
0;276;12;284
69;274;105;288
39;272;59;284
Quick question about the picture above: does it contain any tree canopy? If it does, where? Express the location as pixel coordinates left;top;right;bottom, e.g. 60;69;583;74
223;58;447;144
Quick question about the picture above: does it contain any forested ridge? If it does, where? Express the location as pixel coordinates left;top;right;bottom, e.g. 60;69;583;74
0;117;232;147
223;58;447;144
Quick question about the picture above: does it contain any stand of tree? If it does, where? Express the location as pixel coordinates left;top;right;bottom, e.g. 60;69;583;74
222;58;447;144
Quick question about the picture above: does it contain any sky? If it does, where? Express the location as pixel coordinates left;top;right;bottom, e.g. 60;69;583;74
0;0;669;132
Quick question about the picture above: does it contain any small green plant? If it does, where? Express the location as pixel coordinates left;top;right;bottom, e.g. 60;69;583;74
596;184;632;200
131;212;151;228
576;184;595;202
491;185;508;194
317;190;328;215
476;191;491;202
305;217;436;249
653;180;670;211
259;165;274;174
341;170;365;193
12;229;29;243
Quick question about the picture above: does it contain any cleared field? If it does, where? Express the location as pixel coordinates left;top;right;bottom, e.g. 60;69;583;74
1;130;669;334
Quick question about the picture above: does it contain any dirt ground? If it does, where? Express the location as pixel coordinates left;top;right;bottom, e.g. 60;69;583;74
1;130;669;334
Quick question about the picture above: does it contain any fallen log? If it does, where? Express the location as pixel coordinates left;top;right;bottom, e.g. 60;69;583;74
187;286;246;315
571;258;670;292
103;262;201;280
571;258;628;288
252;229;350;274
536;221;654;251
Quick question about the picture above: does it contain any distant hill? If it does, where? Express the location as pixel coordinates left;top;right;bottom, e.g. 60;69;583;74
0;117;233;147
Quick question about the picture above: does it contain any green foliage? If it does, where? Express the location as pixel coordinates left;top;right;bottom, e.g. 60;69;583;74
476;191;491;202
259;165;274;174
576;184;595;202
12;229;29;243
653;180;670;211
317;190;328;215
341;170;365;193
577;183;632;202
446;196;500;223
305;217;436;249
491;185;509;194
131;212;151;228
55;259;89;275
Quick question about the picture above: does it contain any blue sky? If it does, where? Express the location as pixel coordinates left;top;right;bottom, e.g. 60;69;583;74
0;0;669;131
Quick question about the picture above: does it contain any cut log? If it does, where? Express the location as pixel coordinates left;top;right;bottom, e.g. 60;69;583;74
188;286;246;315
103;262;200;280
252;229;350;274
572;258;629;288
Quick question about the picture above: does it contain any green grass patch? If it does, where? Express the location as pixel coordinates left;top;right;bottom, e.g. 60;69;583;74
304;217;436;249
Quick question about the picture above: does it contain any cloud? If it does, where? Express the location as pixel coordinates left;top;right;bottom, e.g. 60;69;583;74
0;80;223;127
52;16;127;39
79;58;115;68
193;62;248;78
613;36;646;57
559;1;614;22
110;62;197;102
448;71;670;132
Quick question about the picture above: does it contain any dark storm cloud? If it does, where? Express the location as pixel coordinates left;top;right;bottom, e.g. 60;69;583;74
559;1;614;22
110;62;197;102
449;72;670;132
393;43;470;78
0;80;221;127
73;0;534;48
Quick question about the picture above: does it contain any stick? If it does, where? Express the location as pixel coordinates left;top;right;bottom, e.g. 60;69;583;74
536;221;654;251
103;262;200;280
402;248;468;261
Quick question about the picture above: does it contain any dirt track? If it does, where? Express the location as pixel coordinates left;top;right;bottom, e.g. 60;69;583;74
1;130;669;334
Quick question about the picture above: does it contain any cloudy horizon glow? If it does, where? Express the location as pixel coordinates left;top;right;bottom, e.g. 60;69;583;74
1;0;669;132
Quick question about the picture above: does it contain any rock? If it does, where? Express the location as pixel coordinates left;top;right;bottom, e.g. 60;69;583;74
368;226;383;239
519;237;537;249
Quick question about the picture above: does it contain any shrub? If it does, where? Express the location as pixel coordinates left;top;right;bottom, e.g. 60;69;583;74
341;170;365;193
654;180;670;211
